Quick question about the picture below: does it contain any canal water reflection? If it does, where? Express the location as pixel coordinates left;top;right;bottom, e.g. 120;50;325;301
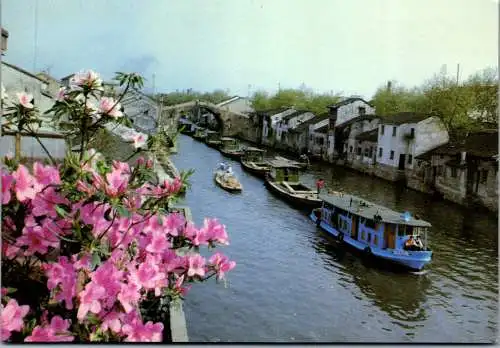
171;135;498;343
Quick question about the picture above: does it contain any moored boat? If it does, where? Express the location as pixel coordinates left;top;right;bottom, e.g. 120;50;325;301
274;155;308;170
214;169;243;193
219;137;245;160
264;159;322;209
192;127;207;141
309;192;433;271
205;130;222;148
240;147;270;178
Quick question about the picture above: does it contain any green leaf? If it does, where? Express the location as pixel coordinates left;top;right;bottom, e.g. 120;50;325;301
116;205;131;217
91;252;101;271
55;205;68;217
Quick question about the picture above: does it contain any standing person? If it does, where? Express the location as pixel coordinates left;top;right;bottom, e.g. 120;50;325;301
316;178;325;194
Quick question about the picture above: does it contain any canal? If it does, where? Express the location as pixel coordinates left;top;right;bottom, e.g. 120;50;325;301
170;134;498;343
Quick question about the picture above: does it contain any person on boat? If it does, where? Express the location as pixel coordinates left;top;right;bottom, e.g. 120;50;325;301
414;235;424;250
404;235;416;250
218;162;227;172
316;178;325;194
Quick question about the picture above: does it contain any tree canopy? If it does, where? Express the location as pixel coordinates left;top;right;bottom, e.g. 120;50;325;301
155;89;231;106
371;67;498;140
250;87;343;115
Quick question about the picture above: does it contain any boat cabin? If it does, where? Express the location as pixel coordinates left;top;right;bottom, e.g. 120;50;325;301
267;159;301;183
318;192;431;252
206;130;220;142
243;147;266;162
220;137;239;151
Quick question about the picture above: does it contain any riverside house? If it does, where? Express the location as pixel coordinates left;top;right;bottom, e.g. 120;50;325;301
342;115;380;172
326;97;375;162
286;113;328;154
275;110;315;151
307;113;330;160
1;32;66;160
261;108;296;147
412;130;498;211
374;112;449;182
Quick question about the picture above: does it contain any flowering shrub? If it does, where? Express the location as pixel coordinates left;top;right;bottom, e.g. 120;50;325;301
1;70;235;342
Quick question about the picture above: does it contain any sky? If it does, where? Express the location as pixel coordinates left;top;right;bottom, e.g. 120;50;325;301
1;0;498;99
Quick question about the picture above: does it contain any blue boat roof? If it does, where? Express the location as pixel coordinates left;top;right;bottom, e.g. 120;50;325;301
319;192;432;228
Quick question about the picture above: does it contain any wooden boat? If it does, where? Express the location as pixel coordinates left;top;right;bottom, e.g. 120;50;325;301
274;155;308;170
240;147;270;178
309;192;433;271
219;137;245;160
205;130;222;149
192;127;207;141
214;170;243;193
264;159;322;209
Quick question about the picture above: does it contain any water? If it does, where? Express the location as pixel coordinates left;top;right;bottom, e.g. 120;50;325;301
171;135;498;343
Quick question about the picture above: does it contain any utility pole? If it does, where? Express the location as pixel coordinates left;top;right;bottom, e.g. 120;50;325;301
152;73;156;96
456;63;460;85
33;0;39;72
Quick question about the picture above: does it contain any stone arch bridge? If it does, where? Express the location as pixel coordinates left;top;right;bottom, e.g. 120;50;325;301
159;100;252;137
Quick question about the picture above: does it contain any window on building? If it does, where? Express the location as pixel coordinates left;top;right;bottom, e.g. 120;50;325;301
357;147;361;155
390;151;394;160
380;125;385;135
349;146;353;153
358;107;366;116
379;147;383;157
408;155;413;165
481;169;488;184
410;128;415;137
364;148;369;157
310;135;313;141
392;126;397;136
451;167;457;178
369;147;373;158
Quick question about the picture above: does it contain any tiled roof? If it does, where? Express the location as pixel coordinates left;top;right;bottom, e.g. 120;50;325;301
282;110;312;122
335;114;378;128
291;113;330;133
416;129;498;161
315;124;329;133
355;128;378;142
2;61;47;83
378;112;431;125
327;97;373;109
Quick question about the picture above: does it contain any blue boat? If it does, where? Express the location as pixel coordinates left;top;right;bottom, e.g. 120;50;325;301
309;192;433;271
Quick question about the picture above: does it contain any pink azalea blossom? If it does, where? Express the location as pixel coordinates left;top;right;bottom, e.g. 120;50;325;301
77;282;106;321
43;257;77;310
209;252;236;280
2;240;21;260
31;187;68;218
70;70;103;90
201;218;229;245
164;212;185;237
105;168;129;197
132;133;147;149
16;224;59;256
117;282;142;313
33;162;61;187
100;311;124;334
1;299;30;341
24;316;73;342
12;165;38;202
186;254;206;278
15;92;34;109
1;170;14;204
55;87;67;101
99;97;123;118
129;256;166;291
122;320;163;342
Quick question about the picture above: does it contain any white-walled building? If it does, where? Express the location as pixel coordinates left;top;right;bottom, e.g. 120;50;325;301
374;112;449;180
275;110;315;149
261;108;296;146
343;115;380;163
216;96;254;115
326;97;375;161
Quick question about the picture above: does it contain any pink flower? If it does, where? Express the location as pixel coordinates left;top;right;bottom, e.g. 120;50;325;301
99;97;123;118
117;282;141;313
146;159;153;168
201;218;229;245
77;282;106;321
15;92;34;109
1;299;30;341
2;241;21;260
129;256;166;291
209;252;236;280
1;170;14;204
33;162;61;187
186;254;206;278
24;316;73;342
70;70;103;90
105;168;129;197
56;87;67;101
122;320;163;342
43;257;77;310
31;187;68;218
16;224;59;256
12;165;37;202
132;133;147;149
101;311;124;334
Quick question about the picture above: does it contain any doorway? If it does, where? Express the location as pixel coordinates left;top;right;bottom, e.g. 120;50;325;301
398;154;406;170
